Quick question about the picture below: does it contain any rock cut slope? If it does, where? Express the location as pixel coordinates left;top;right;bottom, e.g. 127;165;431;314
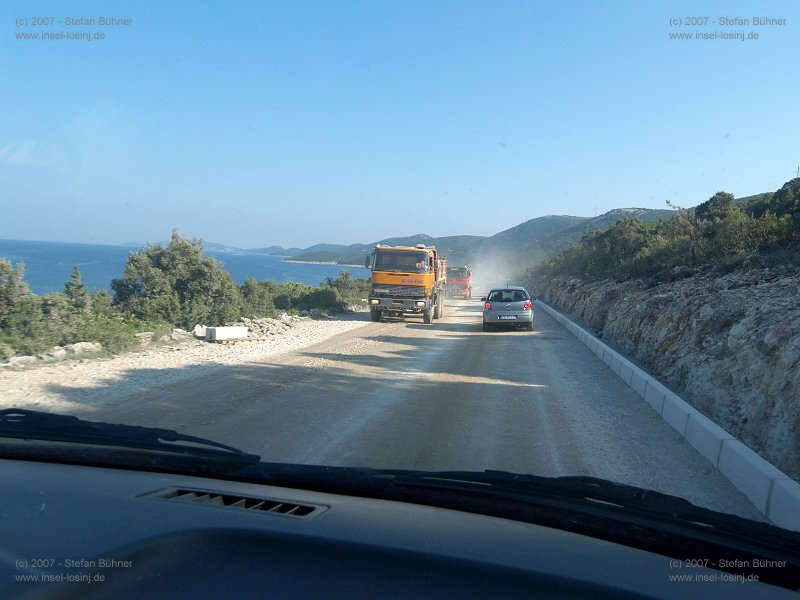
528;266;800;479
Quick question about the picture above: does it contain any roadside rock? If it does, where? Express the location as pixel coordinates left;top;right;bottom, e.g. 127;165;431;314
49;346;68;360
7;355;38;367
65;342;103;355
171;328;193;342
528;266;800;478
226;315;308;338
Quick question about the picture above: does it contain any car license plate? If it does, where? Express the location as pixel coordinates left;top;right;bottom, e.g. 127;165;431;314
497;315;516;320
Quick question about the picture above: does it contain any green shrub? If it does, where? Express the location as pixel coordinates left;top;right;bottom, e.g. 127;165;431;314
74;312;141;354
322;270;370;306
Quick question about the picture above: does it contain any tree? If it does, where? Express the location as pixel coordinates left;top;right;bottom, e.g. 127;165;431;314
695;191;735;221
0;259;55;354
112;230;242;327
241;277;275;316
666;199;705;264
63;266;89;313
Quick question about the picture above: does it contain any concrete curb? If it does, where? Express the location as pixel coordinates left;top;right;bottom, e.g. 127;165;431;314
535;299;800;532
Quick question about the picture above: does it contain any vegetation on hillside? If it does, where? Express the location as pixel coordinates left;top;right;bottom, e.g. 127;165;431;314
0;231;369;361
532;179;799;281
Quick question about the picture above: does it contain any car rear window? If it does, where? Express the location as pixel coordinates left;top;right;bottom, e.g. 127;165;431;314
488;290;529;302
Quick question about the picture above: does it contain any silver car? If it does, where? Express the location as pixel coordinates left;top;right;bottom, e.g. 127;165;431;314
482;286;534;331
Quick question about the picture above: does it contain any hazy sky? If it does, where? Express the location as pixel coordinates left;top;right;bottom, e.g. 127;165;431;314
1;1;798;247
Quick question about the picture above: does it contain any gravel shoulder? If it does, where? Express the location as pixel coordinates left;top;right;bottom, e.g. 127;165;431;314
0;313;371;414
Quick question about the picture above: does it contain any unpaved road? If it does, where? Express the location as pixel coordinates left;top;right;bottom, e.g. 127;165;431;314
63;299;761;520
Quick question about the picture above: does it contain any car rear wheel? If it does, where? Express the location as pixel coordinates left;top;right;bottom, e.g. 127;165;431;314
526;322;534;331
482;321;490;332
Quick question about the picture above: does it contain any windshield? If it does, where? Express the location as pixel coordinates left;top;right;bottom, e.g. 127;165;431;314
447;268;470;279
2;0;799;548
374;250;429;273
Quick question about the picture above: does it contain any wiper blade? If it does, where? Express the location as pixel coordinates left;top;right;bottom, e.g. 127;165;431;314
393;470;727;523
390;469;793;536
0;408;260;464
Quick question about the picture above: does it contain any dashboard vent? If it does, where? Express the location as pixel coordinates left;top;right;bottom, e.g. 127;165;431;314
146;487;326;518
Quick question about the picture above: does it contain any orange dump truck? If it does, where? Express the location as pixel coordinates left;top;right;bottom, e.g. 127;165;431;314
365;244;447;324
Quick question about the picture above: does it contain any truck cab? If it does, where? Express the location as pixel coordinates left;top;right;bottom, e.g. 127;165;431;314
445;266;473;299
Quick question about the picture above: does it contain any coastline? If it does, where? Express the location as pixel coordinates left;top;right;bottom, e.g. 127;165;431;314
284;259;365;268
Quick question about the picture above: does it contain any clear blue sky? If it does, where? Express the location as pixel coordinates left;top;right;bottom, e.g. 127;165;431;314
1;1;798;247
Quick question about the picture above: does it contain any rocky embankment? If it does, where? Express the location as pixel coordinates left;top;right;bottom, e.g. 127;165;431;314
528;266;800;479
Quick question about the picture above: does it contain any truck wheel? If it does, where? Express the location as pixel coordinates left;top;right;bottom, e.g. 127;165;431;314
423;308;433;324
370;309;381;322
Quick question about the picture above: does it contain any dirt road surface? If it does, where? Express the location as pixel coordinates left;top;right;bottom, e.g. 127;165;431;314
56;299;762;520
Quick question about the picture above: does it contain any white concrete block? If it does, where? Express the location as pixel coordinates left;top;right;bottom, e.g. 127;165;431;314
661;393;702;437
205;326;249;341
768;478;800;533
685;415;734;467
718;440;789;514
618;359;635;386
643;379;669;413
629;369;649;397
603;347;615;367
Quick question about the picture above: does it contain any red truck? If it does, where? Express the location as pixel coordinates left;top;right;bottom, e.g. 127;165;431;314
444;266;472;299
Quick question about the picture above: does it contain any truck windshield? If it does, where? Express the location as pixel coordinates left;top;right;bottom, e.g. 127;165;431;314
448;268;469;279
374;251;429;273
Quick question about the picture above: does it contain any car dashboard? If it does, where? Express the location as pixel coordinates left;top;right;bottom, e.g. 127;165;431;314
1;458;796;599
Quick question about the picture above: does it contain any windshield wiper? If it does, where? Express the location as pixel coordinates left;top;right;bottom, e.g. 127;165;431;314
0;408;260;464
393;469;747;525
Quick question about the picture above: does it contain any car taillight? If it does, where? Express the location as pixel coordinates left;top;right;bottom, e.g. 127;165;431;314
523;300;532;310
484;302;492;310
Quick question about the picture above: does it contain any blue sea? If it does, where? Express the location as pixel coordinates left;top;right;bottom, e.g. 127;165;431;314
0;239;370;295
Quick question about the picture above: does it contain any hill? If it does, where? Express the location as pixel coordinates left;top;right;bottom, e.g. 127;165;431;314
287;209;676;269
